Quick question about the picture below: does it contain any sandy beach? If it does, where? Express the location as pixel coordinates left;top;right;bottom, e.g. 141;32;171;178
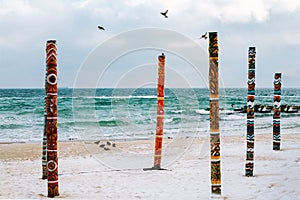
0;133;299;199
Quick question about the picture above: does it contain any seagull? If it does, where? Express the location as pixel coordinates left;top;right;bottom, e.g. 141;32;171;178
199;32;208;40
94;140;101;145
98;26;105;30
160;9;168;18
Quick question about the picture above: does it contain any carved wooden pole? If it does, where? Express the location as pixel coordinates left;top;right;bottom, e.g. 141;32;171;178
42;97;47;179
153;53;166;169
209;32;221;195
273;73;281;150
45;40;59;197
245;47;256;177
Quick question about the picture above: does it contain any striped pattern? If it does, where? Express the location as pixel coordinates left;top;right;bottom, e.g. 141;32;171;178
42;118;47;179
153;53;166;169
45;40;59;197
245;47;256;177
273;73;281;150
209;32;221;195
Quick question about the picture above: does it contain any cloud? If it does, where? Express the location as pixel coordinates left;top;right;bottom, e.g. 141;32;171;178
0;0;300;88
0;0;40;17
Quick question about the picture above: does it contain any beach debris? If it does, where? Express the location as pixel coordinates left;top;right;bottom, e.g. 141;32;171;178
208;32;222;195
160;9;168;18
97;141;116;149
98;25;105;30
68;136;78;141
233;104;299;114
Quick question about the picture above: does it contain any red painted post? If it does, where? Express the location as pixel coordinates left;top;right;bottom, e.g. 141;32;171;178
153;53;166;169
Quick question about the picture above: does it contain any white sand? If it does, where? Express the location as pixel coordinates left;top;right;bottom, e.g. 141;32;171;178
0;133;299;199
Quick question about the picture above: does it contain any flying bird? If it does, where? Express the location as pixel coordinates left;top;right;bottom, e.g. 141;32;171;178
98;25;105;30
199;32;208;40
160;9;168;18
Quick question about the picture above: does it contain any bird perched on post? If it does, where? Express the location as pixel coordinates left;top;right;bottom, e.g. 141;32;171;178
199;32;208;40
160;10;168;18
98;26;105;30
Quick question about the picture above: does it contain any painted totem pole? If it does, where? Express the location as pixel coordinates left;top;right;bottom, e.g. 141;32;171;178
273;73;281;150
153;53;166;169
45;40;59;197
209;32;221;195
245;47;256;177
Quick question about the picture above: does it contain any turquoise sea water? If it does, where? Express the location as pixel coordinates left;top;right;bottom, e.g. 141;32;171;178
0;88;299;142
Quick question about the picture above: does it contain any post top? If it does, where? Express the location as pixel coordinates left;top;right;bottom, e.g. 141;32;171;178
47;40;57;44
159;53;165;59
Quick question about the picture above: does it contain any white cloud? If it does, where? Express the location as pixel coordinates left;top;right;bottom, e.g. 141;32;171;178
1;0;300;87
216;0;269;23
0;0;40;17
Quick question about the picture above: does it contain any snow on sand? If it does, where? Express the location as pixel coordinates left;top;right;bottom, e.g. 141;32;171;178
0;133;299;199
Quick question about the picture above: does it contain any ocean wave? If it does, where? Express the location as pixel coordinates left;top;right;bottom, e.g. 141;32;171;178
0;124;31;129
170;110;183;114
71;95;158;99
165;117;182;124
195;109;209;115
282;123;300;129
195;109;235;115
69;119;128;127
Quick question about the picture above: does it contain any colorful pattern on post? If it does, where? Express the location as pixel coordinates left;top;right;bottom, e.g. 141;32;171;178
245;47;256;177
153;53;166;169
45;40;59;197
209;32;221;195
273;73;281;150
42;102;47;179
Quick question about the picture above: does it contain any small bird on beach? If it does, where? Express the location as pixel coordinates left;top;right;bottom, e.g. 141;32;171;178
199;32;208;40
99;144;105;148
112;143;116;148
160;9;168;18
94;140;101;145
104;147;110;151
98;25;105;30
106;141;111;146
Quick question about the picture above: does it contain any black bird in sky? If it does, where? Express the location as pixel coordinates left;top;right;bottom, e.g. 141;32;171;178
98;25;105;30
160;9;168;18
199;32;208;40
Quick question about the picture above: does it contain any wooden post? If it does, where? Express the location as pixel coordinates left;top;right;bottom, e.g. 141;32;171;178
273;73;281;150
209;32;221;195
42;97;47;179
245;47;256;177
45;40;59;197
153;53;166;169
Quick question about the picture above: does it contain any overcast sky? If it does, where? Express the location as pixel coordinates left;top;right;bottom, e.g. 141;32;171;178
0;0;299;88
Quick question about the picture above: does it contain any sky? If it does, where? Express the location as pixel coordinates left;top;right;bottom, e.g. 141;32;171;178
0;0;300;88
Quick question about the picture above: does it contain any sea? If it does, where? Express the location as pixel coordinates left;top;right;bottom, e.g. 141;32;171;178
0;88;299;143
